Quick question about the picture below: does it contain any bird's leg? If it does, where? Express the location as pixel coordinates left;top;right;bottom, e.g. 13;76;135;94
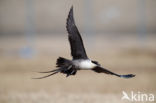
67;65;72;70
70;70;75;74
65;65;74;77
70;69;77;75
64;65;72;73
66;73;70;77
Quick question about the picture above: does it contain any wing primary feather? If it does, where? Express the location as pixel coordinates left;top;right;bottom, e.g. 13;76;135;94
92;66;135;79
66;6;88;59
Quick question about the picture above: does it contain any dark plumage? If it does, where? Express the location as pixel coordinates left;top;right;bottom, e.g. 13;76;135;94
66;6;88;59
92;66;135;78
33;6;135;79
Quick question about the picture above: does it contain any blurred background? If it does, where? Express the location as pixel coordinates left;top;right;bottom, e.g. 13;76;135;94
0;0;156;103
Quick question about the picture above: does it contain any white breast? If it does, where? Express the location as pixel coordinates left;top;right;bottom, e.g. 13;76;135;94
73;59;96;69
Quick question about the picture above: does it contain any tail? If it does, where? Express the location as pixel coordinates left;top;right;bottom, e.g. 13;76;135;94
56;57;77;77
56;57;71;67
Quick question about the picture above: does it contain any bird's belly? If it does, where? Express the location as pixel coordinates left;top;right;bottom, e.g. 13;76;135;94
73;60;96;69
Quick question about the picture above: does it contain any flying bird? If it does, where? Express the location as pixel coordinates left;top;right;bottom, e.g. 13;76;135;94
34;6;135;79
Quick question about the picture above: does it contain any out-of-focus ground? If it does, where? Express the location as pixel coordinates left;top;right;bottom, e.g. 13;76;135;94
0;34;156;103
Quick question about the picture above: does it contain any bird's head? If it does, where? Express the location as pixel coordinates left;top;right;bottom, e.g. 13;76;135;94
91;60;100;66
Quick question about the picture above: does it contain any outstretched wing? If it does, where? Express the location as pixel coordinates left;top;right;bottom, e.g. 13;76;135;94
66;6;88;59
92;66;135;79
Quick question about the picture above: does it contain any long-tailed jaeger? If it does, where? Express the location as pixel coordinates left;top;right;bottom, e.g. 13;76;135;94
34;6;135;79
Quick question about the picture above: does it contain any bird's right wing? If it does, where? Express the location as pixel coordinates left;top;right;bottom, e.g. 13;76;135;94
92;66;135;78
66;6;88;59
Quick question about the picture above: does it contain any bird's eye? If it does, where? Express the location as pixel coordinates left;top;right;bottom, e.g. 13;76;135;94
92;61;100;65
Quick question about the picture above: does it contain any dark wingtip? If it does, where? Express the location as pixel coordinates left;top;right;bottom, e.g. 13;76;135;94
71;5;73;11
66;5;75;34
69;5;73;17
68;5;74;22
120;74;136;79
68;5;74;18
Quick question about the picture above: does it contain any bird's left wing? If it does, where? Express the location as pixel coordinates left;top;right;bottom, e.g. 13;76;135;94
92;66;135;78
66;6;88;59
